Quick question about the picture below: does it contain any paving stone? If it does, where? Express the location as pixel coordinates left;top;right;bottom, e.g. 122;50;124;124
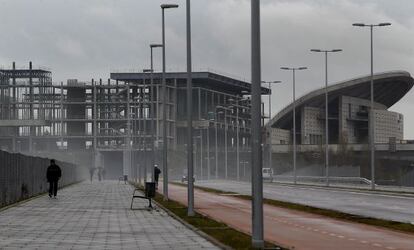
0;181;219;249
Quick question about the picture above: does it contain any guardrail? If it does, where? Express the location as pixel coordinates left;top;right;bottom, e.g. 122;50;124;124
273;175;374;186
0;150;84;207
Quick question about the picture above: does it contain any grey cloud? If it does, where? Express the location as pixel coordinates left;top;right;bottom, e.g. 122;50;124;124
0;0;413;137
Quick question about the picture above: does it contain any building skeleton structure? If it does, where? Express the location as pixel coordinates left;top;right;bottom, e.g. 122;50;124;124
0;62;270;180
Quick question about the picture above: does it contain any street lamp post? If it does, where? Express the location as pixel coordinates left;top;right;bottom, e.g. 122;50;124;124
281;67;307;185
148;44;163;182
126;84;132;184
142;74;148;183
186;0;195;216
214;111;219;179
251;0;263;247
161;3;178;201
261;81;281;174
193;135;202;180
206;126;210;180
235;102;240;181
310;49;342;186
217;105;232;179
229;98;241;181
241;160;248;179
353;22;391;190
224;110;228;180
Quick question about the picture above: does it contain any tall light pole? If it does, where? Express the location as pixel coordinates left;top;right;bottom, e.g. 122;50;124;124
142;71;148;183
206;126;210;180
193;135;202;180
214;110;219;179
229;98;240;181
186;0;194;216
161;3;178;201
310;49;342;186
261;81;281;174
217;105;232;179
353;22;391;190
281;67;307;185
251;0;263;247
148;44;163;182
143;69;153;181
241;160;249;179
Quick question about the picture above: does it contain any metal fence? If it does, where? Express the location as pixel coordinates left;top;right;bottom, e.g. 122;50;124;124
0;150;84;207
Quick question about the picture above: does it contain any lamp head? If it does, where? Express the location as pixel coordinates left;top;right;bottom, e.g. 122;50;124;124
161;4;179;9
298;67;308;70
150;44;163;48
352;23;366;27
379;22;391;26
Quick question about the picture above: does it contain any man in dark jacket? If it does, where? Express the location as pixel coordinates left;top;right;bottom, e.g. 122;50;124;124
154;165;161;190
46;159;62;198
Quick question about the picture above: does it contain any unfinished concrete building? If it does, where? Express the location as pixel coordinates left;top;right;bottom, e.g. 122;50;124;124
0;63;269;180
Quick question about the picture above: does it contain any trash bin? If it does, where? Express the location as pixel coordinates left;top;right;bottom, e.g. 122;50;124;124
145;182;156;198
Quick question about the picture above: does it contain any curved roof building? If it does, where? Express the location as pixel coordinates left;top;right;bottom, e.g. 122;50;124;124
268;71;414;145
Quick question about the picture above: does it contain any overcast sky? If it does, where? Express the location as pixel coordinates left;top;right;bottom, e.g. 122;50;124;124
1;0;414;137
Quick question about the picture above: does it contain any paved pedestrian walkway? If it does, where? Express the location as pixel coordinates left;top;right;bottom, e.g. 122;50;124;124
0;181;218;250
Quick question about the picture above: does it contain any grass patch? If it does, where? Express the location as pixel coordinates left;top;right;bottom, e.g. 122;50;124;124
191;184;414;235
274;182;414;197
131;182;283;250
261;196;414;234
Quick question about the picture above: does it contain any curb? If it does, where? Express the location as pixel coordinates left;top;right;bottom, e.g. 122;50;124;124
153;198;231;250
0;181;83;212
129;184;230;250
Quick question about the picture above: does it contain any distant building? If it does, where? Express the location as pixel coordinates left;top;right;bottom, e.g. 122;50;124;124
268;71;413;145
0;64;269;179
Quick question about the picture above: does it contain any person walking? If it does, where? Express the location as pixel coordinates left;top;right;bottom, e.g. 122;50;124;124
89;167;95;182
154;165;161;190
101;168;106;180
46;159;62;198
97;167;102;182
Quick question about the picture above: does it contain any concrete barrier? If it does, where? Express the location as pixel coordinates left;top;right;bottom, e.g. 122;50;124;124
0;150;84;207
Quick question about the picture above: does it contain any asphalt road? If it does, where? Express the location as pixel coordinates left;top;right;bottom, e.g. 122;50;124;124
164;183;414;250
195;180;414;223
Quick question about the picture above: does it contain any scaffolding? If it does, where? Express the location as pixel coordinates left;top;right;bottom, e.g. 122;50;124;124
0;64;267;180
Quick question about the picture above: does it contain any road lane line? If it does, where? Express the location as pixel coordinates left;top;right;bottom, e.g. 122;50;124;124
169;184;411;250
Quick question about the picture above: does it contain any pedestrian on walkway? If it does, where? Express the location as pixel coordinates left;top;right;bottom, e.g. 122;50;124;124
89;167;94;182
101;168;106;180
97;167;102;182
46;159;62;198
154;165;161;190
